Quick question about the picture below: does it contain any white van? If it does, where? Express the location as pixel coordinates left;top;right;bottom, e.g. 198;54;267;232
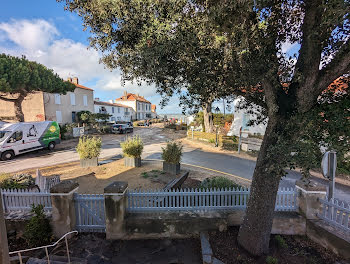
0;121;61;160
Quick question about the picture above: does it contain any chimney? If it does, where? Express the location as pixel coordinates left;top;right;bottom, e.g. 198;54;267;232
137;93;140;97
123;91;127;96
95;98;100;102
72;77;79;84
67;77;72;82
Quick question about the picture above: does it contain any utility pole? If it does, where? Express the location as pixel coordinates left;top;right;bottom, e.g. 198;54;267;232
0;190;10;264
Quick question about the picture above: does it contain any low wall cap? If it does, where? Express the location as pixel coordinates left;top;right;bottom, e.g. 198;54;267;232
50;180;79;193
104;181;128;193
295;180;327;192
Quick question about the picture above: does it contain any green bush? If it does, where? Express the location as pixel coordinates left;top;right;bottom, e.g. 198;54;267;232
121;136;144;158
76;136;102;159
199;176;241;189
161;141;183;164
24;205;52;247
0;173;35;189
274;235;288;249
266;256;278;264
222;140;238;151
99;125;111;134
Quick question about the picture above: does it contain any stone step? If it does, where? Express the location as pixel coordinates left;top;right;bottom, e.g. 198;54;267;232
45;254;87;264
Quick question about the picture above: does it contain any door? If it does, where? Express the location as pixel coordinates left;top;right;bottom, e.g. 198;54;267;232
72;111;76;123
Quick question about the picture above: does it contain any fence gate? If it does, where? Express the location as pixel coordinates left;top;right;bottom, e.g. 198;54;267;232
74;193;105;232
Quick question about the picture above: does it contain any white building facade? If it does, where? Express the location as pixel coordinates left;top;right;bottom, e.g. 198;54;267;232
115;91;152;120
94;100;133;122
228;97;267;137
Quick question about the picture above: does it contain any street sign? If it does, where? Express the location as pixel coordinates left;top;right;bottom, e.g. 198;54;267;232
321;151;337;200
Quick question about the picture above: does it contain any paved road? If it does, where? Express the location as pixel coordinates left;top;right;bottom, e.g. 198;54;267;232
1;127;349;202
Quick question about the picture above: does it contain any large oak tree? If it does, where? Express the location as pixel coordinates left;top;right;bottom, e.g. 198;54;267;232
60;0;350;255
0;54;75;122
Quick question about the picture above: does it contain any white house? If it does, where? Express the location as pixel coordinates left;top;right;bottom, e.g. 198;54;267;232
228;97;267;137
115;91;152;120
94;100;134;122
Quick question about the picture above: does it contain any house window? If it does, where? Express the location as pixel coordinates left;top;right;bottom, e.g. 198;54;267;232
70;93;76;105
112;107;114;113
54;94;61;105
118;107;120;113
56;111;62;123
83;95;88;106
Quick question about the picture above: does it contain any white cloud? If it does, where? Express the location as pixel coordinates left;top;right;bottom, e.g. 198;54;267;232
0;19;159;100
0;19;58;52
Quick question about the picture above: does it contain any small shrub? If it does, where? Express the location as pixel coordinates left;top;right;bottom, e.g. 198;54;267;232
199;176;241;189
208;138;216;144
76;136;102;159
161;141;183;164
24;205;52;247
266;256;278;264
275;235;288;249
222;140;238;151
0;173;35;189
99;125;111;134
121;136;144;158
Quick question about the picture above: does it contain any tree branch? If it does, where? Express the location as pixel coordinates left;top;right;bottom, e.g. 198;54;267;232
0;95;17;102
316;42;350;93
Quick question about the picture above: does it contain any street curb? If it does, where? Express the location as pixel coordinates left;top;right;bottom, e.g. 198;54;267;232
200;232;225;264
143;158;252;184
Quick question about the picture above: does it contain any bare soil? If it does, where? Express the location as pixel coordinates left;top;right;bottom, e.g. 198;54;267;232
209;227;341;264
17;159;239;193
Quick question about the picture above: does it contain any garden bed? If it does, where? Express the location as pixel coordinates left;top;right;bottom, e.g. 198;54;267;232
209;227;341;264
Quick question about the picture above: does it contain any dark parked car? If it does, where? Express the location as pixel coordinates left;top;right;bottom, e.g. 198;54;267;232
112;124;133;134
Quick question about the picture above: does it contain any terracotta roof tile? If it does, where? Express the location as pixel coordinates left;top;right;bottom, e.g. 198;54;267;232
116;93;151;103
73;83;94;91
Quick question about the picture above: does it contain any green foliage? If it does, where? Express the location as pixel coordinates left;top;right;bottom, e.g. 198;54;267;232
274;235;288;249
121;136;144;158
161;141;183;164
208;138;216;144
76;136;102;159
222;140;238;151
0;54;75;121
0;173;35;189
24;205;52;247
141;170;164;179
59;123;79;139
266;256;278;264
99;125;111;134
199;176;241;189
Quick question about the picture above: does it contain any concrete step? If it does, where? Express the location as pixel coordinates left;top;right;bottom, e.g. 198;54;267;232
46;255;87;264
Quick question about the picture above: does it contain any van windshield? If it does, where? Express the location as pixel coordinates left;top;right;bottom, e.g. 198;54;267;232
0;131;11;143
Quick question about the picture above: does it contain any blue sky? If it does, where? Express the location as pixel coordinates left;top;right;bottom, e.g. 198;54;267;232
0;0;182;114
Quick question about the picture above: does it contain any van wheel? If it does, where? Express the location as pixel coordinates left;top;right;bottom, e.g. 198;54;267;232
48;141;56;150
1;150;15;161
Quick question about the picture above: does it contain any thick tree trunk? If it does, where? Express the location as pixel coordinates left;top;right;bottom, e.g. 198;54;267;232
203;101;214;133
237;116;286;255
13;94;26;122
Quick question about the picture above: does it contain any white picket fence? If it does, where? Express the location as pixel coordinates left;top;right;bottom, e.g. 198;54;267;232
1;189;52;213
319;198;350;232
126;187;297;212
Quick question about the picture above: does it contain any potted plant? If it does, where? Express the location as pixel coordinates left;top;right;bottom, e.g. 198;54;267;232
162;141;183;175
76;136;102;167
121;136;144;167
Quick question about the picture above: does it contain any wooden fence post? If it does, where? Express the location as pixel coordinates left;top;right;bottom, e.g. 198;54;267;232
0;190;10;264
